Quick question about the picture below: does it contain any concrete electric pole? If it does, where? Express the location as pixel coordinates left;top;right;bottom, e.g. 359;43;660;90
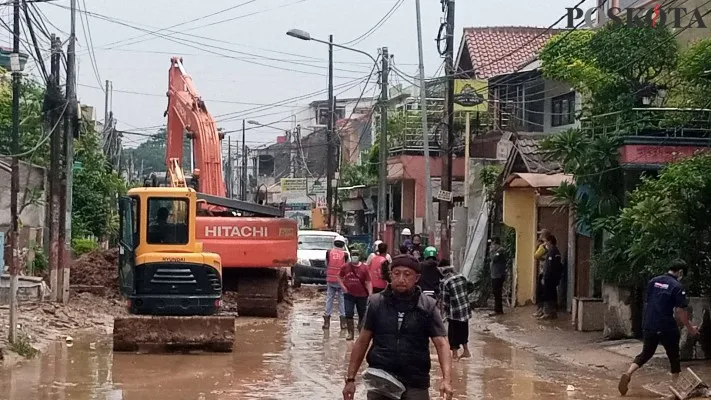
439;0;455;257
378;47;389;240
415;0;433;243
48;34;62;302
58;0;77;304
8;0;22;344
326;34;334;229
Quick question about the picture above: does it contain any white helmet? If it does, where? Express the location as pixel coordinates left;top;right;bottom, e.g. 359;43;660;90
373;240;383;247
401;228;411;236
334;235;346;246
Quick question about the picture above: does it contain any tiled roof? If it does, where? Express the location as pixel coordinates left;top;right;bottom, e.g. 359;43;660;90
461;27;563;79
503;137;563;176
514;138;562;173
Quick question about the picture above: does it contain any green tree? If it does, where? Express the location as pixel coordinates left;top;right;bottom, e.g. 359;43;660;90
594;153;711;295
540;24;678;116
122;127;191;180
675;38;711;108
540;128;624;234
0;76;51;165
72;120;126;243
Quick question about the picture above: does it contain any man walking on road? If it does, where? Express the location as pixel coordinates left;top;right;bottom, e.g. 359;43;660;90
440;259;473;361
338;249;372;340
618;260;699;396
419;246;443;298
324;235;349;331
489;237;507;316
342;255;453;400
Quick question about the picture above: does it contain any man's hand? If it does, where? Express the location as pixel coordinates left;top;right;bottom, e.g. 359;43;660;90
688;325;700;337
342;381;356;400
439;379;453;400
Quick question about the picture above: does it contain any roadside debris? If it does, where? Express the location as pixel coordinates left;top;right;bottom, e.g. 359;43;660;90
669;368;708;399
70;248;120;298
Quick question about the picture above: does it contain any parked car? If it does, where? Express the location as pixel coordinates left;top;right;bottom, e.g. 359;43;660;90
292;230;349;288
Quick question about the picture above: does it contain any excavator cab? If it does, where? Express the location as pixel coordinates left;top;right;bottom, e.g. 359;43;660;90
113;187;235;352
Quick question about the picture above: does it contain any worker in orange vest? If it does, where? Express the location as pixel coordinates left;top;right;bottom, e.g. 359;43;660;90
324;235;349;331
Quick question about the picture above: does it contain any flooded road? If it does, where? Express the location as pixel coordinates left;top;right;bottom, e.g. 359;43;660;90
0;291;660;399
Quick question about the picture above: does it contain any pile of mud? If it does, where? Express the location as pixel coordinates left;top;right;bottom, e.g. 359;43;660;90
70;248;119;297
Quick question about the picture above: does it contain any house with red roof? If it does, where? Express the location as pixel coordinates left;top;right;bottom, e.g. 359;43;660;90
382;26;578;261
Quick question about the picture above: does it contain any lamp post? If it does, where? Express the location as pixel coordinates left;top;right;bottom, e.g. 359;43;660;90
286;29;380;65
287;28;384;233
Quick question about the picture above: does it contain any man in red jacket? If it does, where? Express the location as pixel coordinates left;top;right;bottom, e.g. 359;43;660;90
338;249;372;340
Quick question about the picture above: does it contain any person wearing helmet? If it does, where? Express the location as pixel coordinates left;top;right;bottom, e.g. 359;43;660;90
324;235;349;331
401;227;413;252
419;246;444;297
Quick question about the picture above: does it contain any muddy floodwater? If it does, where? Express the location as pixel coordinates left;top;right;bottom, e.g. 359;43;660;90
0;292;659;399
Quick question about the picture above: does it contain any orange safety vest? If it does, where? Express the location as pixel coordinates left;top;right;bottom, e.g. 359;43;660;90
326;248;347;283
368;254;388;289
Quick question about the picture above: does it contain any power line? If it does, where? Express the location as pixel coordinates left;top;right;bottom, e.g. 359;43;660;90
47;2;365;79
95;0;262;50
340;0;404;47
76;0;103;91
211;75;372;122
76;82;307;108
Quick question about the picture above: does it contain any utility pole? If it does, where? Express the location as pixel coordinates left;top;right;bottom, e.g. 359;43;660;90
326;34;334;229
288;129;297;177
227;136;232;197
8;0;21;344
294;125;301;178
378;47;389;240
104;80;110;133
59;0;77;304
48;34;62;302
415;0;433;243
439;0;455;258
241;119;247;201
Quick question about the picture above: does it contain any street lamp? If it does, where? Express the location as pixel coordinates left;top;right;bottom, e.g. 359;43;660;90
287;28;383;231
247;120;286;132
286;28;380;66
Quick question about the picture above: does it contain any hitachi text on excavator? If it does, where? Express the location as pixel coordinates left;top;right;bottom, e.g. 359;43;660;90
144;57;298;318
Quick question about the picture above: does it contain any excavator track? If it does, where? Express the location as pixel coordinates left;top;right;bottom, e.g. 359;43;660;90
224;268;288;318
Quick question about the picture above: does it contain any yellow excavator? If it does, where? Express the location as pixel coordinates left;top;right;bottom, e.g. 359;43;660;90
112;186;236;352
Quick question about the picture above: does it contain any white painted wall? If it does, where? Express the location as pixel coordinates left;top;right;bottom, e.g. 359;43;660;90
0;158;46;230
294;98;376;134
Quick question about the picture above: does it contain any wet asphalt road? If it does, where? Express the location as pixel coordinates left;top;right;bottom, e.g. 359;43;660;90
0;288;661;399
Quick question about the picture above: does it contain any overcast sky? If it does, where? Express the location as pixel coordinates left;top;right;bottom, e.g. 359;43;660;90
2;0;595;148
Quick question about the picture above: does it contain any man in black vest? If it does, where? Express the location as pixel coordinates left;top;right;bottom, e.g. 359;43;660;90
342;255;453;400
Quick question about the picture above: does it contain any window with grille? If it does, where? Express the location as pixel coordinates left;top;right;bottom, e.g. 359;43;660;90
551;92;576;127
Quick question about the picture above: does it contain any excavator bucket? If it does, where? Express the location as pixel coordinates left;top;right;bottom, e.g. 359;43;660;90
113;315;236;353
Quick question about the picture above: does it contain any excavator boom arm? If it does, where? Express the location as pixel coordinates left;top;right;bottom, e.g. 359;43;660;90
166;57;225;197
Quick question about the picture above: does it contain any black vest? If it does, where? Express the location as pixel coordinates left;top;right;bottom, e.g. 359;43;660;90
365;287;436;389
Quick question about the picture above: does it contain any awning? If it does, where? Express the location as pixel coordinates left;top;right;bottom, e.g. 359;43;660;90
504;172;573;188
